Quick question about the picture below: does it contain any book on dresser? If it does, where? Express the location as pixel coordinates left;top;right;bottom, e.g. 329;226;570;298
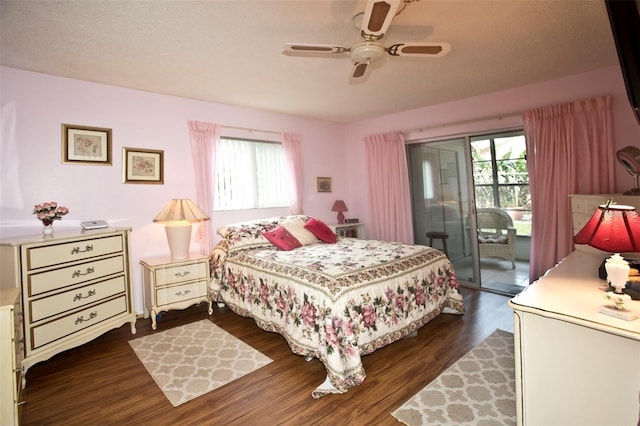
0;228;137;389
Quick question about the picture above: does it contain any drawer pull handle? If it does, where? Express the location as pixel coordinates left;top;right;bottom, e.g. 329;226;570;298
73;289;96;301
72;267;95;278
75;311;97;325
174;271;190;278
71;244;94;255
175;289;191;297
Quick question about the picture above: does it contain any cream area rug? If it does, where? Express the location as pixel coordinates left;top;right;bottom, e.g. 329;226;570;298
392;329;515;426
129;319;272;406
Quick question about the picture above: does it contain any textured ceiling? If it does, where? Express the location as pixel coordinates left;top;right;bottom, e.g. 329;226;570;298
0;0;619;123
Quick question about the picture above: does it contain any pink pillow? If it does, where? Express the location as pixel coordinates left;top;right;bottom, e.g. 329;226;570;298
263;226;302;251
304;217;337;244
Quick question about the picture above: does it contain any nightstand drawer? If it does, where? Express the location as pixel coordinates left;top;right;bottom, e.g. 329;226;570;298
29;276;126;323
156;280;207;306
27;255;125;297
25;235;124;270
30;295;128;350
154;261;207;286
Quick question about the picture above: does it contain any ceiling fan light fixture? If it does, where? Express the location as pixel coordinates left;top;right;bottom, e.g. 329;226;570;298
350;41;385;64
284;0;449;80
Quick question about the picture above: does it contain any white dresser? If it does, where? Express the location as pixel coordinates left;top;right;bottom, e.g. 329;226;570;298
140;253;212;330
0;228;137;384
509;194;640;425
0;288;22;425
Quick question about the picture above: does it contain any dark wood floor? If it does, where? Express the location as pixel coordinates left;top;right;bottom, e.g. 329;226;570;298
19;288;514;425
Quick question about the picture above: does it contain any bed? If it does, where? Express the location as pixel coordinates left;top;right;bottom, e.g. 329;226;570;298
209;215;464;398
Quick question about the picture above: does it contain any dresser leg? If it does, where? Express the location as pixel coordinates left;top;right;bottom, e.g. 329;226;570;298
208;300;213;315
130;320;137;335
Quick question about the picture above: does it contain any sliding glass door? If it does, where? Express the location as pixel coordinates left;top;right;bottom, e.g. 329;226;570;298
407;138;478;285
407;131;531;294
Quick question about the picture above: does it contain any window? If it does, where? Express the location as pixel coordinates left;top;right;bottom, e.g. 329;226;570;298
471;130;531;236
214;137;289;211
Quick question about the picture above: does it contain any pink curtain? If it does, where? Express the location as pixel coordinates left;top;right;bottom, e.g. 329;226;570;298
187;120;221;255
523;95;615;281
365;132;414;243
281;133;304;214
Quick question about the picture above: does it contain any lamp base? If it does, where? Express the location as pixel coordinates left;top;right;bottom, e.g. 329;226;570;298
164;222;192;260
337;212;345;224
598;305;638;321
599;257;640;300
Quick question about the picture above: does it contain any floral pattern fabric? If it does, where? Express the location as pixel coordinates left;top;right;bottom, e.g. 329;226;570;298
210;237;464;398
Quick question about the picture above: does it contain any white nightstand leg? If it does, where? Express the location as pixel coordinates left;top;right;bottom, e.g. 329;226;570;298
151;309;158;330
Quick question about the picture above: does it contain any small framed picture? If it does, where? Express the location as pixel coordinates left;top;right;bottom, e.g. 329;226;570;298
317;177;332;193
448;162;457;177
440;169;448;185
122;147;164;184
61;124;112;165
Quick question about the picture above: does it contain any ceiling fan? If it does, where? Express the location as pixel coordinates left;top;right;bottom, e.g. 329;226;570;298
283;0;451;80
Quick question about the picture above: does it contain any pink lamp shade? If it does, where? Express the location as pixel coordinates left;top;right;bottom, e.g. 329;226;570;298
331;200;348;224
574;204;640;252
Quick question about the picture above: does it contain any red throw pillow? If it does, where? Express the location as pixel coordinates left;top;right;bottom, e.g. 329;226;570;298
263;226;302;251
304;217;337;244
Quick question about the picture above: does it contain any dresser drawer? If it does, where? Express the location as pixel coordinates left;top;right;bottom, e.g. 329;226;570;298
25;235;124;270
572;213;592;236
154;261;207;286
156;280;207;307
29;276;126;323
27;255;125;297
30;295;128;350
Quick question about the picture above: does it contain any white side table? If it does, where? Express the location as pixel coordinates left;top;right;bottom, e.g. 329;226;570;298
140;254;212;330
330;223;364;239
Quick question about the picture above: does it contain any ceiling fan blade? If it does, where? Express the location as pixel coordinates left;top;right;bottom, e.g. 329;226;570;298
387;42;452;57
361;0;401;39
283;43;349;54
351;62;370;79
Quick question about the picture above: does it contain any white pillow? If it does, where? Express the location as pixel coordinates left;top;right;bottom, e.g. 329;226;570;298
280;217;320;245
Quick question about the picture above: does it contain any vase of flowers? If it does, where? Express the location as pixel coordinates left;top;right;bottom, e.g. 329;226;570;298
33;201;69;235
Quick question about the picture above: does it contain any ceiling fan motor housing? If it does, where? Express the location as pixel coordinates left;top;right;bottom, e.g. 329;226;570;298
350;41;385;63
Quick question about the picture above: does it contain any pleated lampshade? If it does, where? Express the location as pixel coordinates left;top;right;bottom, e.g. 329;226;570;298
574;204;640;252
153;199;209;223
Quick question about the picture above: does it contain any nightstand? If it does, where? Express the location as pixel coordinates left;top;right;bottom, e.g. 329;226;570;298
331;223;364;239
140;254;212;330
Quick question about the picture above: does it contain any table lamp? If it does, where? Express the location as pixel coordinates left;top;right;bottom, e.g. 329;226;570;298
154;199;209;260
574;202;640;319
332;200;348;224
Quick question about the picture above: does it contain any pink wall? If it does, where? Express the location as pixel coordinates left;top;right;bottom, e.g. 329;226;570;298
1;65;639;312
344;66;640;228
0;67;346;312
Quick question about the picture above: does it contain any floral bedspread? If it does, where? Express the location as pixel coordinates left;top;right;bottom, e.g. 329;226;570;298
209;238;464;398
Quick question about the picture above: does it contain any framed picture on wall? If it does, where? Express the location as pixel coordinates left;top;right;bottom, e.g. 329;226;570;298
317;177;332;192
122;147;164;184
61;124;112;165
